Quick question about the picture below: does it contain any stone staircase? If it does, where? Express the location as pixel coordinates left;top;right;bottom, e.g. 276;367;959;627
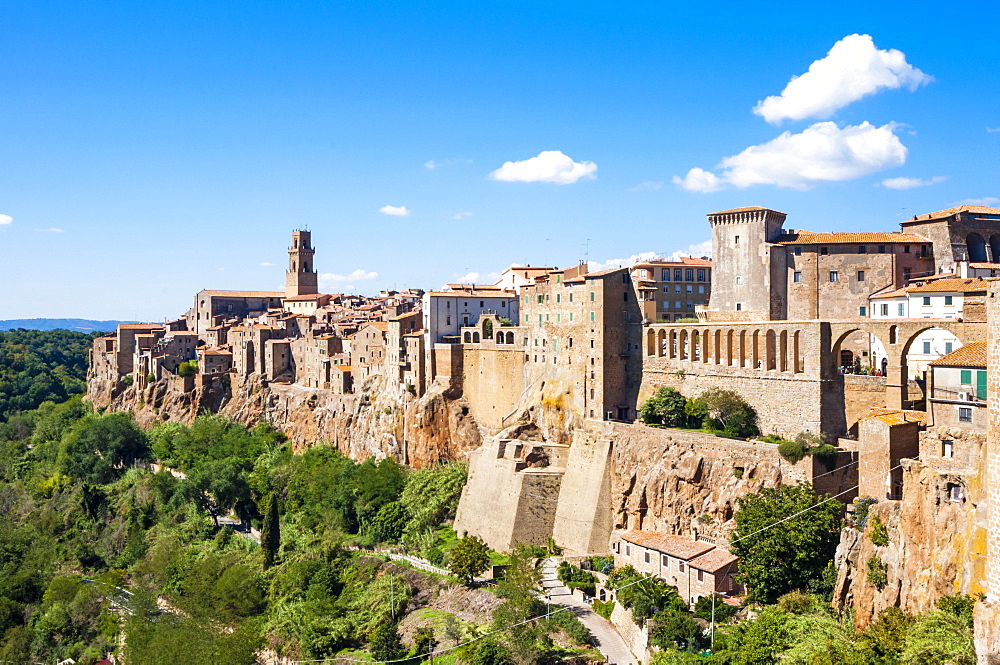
539;557;571;597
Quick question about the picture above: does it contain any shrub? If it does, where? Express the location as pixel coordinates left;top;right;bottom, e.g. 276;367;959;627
693;594;740;623
557;561;596;595
592;599;615;619
867;556;888;590
778;439;808;464
698;388;758;437
854;497;878;528
177;361;197;377
868;515;889;546
639;387;687;427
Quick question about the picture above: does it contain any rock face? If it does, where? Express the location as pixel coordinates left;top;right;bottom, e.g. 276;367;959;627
833;453;988;628
87;372;482;467
608;423;856;543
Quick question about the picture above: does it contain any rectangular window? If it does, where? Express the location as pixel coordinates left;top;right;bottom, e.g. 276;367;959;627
556;294;561;303
881;303;889;316
923;341;931;354
545;314;549;321
590;292;595;302
525;295;529;304
446;316;451;325
961;369;972;385
736;276;743;285
943;440;954;458
945;295;953;305
857;270;865;282
662;554;669;567
675;285;682;292
898;303;905;316
977;370;987;399
829;271;838;282
663;286;669;293
697;569;704;582
686;285;693;293
945;342;953;354
734;235;740;245
959;407;973;423
686;269;694;281
794;246;802;256
679;561;685;572
675;301;682;309
590;311;595;321
537;295;544;303
538;314;543;325
698;285;705;294
923;296;931;306
556;275;562;283
859;245;867;254
735;302;743;311
569;293;573;302
949;483;964;502
793;271;802;283
859;306;867;317
698;269;705;282
904;245;911;253
644;551;650;564
663;270;670;281
820;247;828;255
556;314;561;322
568;338;573;348
552;339;557;352
569;313;574;321
625;545;631;556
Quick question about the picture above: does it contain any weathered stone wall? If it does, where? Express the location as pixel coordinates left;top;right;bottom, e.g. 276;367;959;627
460;345;525;430
835;427;988;629
551;432;614;556
608;422;857;543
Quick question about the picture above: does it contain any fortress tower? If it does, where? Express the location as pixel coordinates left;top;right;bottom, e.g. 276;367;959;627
285;230;319;298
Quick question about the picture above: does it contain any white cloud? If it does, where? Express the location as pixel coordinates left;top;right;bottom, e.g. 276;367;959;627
489;150;597;184
452;211;474;220
425;160;440;169
259;262;275;267
0;214;12;226
671;168;723;193
320;269;379;285
667;240;713;261
880;175;947;190
454;272;480;284
987;128;1000;133
36;227;64;233
379;205;411;217
629;180;664;192
753;34;931;124
953;197;1000;207
675;121;907;192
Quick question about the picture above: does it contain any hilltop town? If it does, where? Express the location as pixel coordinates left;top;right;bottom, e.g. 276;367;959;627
87;203;1000;658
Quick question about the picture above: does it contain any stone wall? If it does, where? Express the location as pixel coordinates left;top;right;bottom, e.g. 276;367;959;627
460;344;525;430
551;432;614;556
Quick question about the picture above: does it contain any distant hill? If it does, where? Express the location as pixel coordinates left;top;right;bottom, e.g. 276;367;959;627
0;318;144;333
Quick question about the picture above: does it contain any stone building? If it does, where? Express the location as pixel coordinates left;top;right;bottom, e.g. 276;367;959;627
611;530;741;605
631;257;711;323
927;341;987;431
285;229;319;298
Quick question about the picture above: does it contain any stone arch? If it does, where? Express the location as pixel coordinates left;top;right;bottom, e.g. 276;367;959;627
779;330;788;371
751;330;760;369
991;235;1000;262
669;330;677;359
463;331;472;343
832;327;891;375
714;330;722;365
657;329;666;357
738;330;747;367
888;324;898;345
472;332;480;343
968;232;987;262
680;330;689;360
495;331;504;344
793;330;802;373
900;325;964;379
726;330;734;366
765;330;777;370
646;329;656;356
506;331;514;344
303;262;310;272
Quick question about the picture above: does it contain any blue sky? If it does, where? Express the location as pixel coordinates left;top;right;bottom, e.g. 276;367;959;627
1;1;997;320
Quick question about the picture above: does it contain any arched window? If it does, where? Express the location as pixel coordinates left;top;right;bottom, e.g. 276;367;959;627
483;318;494;339
463;331;472;343
990;235;1000;262
473;332;480;343
967;233;987;262
506;331;514;344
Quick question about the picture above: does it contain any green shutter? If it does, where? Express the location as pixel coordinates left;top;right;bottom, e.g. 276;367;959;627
977;370;987;400
961;369;972;385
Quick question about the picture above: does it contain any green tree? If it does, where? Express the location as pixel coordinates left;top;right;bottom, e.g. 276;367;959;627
639;387;687;426
413;626;438;661
369;621;404;662
369;501;408;544
731;483;842;604
59;412;151;483
448;534;491;586
901;611;975;665
260;493;280;570
697;388;759;437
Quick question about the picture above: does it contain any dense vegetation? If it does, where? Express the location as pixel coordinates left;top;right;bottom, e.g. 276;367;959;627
639;387;758;438
0;328;96;421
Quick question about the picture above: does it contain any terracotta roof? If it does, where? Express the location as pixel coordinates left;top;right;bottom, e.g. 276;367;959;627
906;277;988;293
118;323;163;329
969;262;1000;269
862;409;928;426
633;257;712;268
200;349;232;356
929;341;987;368
332;365;352;372
283;294;327;302
620;530;715;560
902;206;1000;223
774;231;929;245
389;311;420;321
426;291;515;298
585;266;629;278
869;286;908;300
709;206;784;215
200;290;285;298
688;548;739;574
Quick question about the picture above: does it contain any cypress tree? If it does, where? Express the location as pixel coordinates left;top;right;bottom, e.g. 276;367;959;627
260;492;280;569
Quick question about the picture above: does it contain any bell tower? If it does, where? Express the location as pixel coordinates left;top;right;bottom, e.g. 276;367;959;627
285;230;319;298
